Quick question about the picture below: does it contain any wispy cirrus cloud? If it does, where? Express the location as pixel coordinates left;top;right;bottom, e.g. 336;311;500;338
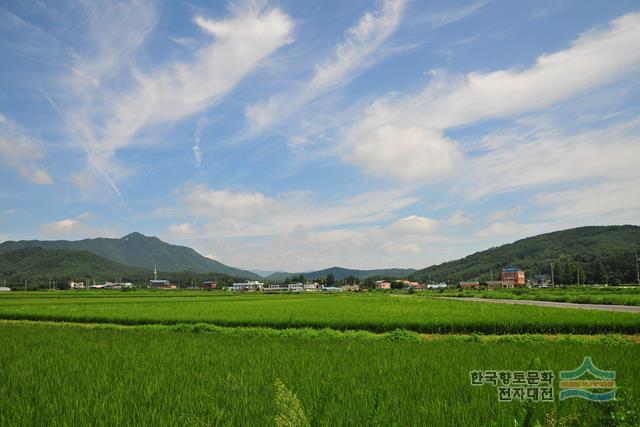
0;114;53;185
244;0;405;138
60;1;294;197
416;0;489;28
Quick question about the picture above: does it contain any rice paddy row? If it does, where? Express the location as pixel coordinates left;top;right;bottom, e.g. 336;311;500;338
1;292;639;334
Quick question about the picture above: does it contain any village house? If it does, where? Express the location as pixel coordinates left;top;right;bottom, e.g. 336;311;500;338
202;281;217;289
485;280;514;289
149;279;176;289
501;267;526;286
459;281;480;290
395;279;425;290
69;281;85;289
374;280;391;290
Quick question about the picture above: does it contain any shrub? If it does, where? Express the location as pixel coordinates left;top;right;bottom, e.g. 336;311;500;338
274;378;310;427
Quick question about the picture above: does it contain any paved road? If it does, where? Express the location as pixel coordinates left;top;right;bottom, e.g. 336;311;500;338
437;297;640;313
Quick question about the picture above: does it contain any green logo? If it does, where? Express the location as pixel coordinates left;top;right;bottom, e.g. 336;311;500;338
559;357;615;401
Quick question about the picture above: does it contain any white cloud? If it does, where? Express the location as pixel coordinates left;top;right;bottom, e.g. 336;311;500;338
465;118;640;199
343;11;640;180
418;12;640;129
174;214;466;272
163;182;469;270
387;215;438;234
193;117;206;168
446;210;471;225
0;114;53;185
168;223;197;236
183;184;278;220
342;122;461;181
40;213;116;239
62;1;293;196
537;179;640;222
245;0;405;136
171;183;418;238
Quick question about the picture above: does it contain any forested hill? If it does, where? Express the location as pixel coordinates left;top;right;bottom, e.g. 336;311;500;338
0;247;244;288
409;225;640;284
266;267;416;282
0;232;260;280
0;247;148;282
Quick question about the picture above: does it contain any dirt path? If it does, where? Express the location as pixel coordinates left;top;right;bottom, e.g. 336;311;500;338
437;297;640;313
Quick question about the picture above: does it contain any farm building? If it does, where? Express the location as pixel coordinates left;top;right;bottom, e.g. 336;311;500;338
149;279;176;289
340;284;360;291
501;267;526;286
202;281;217;289
0;286;11;292
486;280;514;289
459;281;480;290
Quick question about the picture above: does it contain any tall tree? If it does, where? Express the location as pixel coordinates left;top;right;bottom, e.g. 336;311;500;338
326;273;335;287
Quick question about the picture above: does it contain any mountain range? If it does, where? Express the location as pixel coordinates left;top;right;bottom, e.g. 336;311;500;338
1;225;639;286
0;232;260;280
265;267;416;282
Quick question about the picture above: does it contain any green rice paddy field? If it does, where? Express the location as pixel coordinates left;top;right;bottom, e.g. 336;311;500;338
1;291;639;334
1;292;639;426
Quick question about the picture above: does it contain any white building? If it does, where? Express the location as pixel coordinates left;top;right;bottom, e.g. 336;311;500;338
304;283;320;292
229;281;264;291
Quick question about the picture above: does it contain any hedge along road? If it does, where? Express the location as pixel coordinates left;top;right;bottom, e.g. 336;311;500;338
437;297;640;313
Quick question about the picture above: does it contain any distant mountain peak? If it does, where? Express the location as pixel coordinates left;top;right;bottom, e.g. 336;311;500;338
121;232;147;240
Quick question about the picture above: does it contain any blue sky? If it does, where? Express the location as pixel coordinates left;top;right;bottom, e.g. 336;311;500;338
1;0;639;272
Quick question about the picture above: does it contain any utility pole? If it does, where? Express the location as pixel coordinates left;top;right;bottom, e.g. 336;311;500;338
550;262;554;286
576;258;580;286
636;251;640;286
